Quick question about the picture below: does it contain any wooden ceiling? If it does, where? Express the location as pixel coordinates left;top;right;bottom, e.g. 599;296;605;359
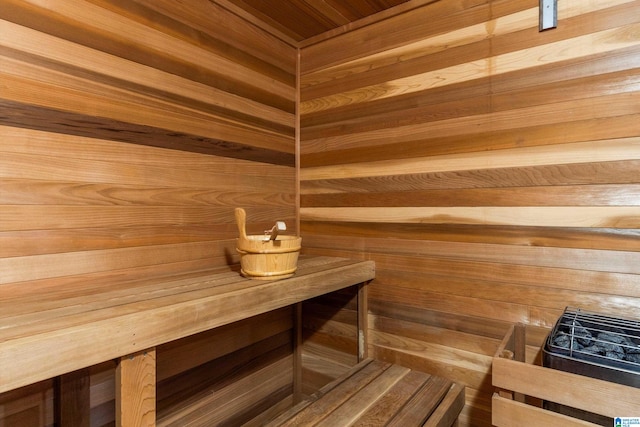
218;0;419;45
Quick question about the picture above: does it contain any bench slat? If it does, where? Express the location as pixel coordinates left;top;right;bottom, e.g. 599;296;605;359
352;369;431;426
315;363;411;426
270;360;390;426
264;359;376;426
423;383;466;427
386;375;453;427
268;358;464;427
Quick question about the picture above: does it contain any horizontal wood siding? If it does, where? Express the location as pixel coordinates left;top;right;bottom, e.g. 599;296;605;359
0;0;296;425
299;1;640;426
301;286;360;395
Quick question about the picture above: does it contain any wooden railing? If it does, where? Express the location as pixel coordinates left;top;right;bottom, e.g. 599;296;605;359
492;323;640;426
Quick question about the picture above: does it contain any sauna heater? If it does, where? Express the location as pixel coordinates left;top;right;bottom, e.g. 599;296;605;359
543;307;640;425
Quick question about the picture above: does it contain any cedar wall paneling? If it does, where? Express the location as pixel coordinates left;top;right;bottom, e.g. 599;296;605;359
0;0;296;425
299;0;640;426
301;286;360;393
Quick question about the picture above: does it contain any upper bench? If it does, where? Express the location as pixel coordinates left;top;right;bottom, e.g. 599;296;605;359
0;256;375;393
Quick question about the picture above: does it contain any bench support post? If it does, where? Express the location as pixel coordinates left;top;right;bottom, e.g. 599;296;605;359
116;348;156;427
55;367;91;427
293;302;303;403
357;281;369;361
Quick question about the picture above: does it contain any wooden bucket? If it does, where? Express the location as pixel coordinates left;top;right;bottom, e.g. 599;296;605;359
235;208;302;280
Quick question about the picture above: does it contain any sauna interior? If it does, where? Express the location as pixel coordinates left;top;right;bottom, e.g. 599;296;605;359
1;0;639;426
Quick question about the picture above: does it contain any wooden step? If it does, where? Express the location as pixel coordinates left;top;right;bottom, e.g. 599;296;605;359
266;358;464;426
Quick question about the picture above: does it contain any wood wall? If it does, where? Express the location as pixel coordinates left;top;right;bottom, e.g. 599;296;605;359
0;0;297;425
3;1;640;425
299;0;640;426
301;286;360;393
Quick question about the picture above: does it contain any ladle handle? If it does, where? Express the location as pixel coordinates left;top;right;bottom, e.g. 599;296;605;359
235;208;247;240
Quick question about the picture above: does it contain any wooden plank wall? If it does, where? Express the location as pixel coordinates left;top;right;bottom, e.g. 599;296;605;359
299;1;640;426
301;286;360;394
0;0;297;425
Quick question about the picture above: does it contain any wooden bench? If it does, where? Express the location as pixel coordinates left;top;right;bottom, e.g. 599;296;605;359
0;256;375;426
267;358;465;427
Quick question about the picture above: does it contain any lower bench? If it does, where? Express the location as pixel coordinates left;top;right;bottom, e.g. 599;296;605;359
266;358;465;426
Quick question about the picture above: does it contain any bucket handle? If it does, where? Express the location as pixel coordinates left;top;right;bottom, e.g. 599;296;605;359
235;207;248;242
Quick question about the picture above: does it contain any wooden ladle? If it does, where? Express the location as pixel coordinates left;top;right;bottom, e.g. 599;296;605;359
235;207;248;242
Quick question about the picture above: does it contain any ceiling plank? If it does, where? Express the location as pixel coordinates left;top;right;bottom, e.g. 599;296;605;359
216;0;435;45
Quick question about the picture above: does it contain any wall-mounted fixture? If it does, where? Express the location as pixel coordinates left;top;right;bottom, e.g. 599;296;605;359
539;0;558;31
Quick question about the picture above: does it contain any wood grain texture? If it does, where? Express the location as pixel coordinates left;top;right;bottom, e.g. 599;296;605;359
301;206;640;228
0;1;297;426
116;350;156;427
0;1;295;103
0;101;295;165
492;394;598;427
129;0;296;72
301;24;640;114
156;308;293;381
299;1;640;426
301;138;640;180
267;358;462;426
0;257;374;393
303;184;640;207
157;353;293;426
301;286;360;393
217;0;426;43
353;369;431;425
1;0;639;425
302;222;640;253
55;368;91;427
493;356;640;417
